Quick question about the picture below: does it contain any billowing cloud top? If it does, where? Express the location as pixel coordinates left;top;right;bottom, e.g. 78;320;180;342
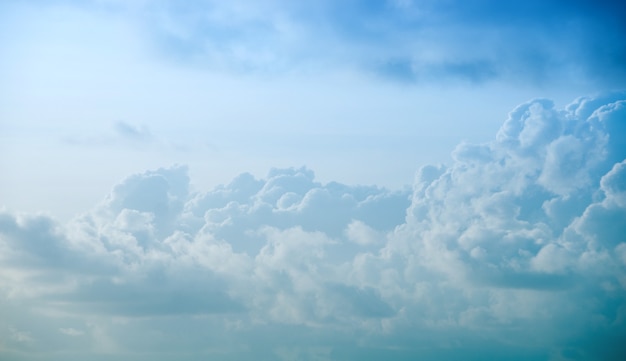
1;92;625;360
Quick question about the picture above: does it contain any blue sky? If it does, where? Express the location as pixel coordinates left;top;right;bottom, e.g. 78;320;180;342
1;1;625;360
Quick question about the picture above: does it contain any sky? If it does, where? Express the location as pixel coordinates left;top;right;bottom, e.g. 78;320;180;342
0;1;625;360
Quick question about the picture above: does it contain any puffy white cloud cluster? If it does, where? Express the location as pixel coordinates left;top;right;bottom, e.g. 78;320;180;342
1;92;625;360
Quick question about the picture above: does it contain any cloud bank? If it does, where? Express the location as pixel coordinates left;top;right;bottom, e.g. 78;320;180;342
1;92;626;360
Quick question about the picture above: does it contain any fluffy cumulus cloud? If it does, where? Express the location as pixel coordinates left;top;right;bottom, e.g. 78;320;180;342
1;92;626;360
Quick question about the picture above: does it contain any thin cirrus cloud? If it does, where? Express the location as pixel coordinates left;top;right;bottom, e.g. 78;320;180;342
1;92;625;360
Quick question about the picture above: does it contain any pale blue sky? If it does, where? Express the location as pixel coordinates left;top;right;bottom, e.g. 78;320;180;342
1;1;625;360
1;0;613;217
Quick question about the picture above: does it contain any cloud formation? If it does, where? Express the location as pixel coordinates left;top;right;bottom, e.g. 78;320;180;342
1;92;625;360
7;0;620;85
131;0;626;85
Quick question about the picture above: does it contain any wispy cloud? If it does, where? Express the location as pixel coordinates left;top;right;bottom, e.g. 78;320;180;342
114;122;152;142
61;122;152;147
6;0;619;85
59;328;84;337
128;0;626;85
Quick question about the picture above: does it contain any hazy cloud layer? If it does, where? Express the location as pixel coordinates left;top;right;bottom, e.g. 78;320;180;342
163;0;626;85
1;92;626;360
3;0;623;86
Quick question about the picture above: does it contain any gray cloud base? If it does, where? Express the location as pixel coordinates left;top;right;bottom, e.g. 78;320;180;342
1;92;626;360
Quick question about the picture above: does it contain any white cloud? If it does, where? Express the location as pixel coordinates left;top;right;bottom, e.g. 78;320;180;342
601;160;626;208
345;220;383;246
0;92;625;360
